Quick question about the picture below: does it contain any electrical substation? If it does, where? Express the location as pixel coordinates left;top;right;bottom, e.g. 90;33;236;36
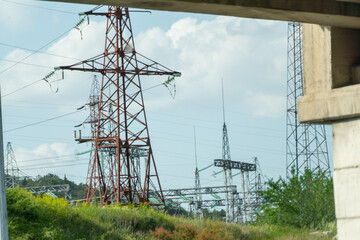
1;5;333;226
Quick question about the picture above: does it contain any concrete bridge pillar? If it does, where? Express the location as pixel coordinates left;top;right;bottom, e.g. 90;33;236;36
298;24;360;240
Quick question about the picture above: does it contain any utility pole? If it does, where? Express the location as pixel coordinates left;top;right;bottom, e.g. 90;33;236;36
0;86;9;239
62;6;180;206
286;22;330;178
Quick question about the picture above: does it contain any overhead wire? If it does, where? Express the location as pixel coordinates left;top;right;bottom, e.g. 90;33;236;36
4;109;85;133
0;30;75;76
21;162;87;171
0;42;83;61
0;59;52;69
0;2;95;76
2;79;44;97
19;157;88;169
2;0;79;15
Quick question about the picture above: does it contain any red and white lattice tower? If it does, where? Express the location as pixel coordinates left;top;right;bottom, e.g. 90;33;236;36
61;6;180;206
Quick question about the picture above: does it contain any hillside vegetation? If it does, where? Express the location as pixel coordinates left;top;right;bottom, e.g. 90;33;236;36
7;188;333;240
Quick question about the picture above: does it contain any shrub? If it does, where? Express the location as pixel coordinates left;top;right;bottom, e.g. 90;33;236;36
256;168;335;228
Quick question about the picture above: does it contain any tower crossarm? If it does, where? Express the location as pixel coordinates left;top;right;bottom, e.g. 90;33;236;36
57;53;181;77
167;198;226;208
214;159;256;171
162;185;237;197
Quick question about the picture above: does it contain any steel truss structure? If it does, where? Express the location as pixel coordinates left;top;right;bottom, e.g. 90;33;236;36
286;22;330;178
163;185;237;216
237;157;264;223
4;142;19;189
216;80;234;222
163;185;237;197
76;76;102;199
214;158;264;223
24;184;71;199
193;129;202;218
61;6;180;206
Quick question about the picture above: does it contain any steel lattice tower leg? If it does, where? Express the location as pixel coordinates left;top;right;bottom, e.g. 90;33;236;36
286;22;330;178
4;142;19;189
63;6;180;207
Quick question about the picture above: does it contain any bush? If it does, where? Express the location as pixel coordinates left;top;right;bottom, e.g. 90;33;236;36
256;168;335;229
6;188;334;239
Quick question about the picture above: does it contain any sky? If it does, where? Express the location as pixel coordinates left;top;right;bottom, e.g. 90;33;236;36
0;0;333;193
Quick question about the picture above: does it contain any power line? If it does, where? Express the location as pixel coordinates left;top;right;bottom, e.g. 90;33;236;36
2;79;44;97
0;42;83;61
4;109;84;133
19;157;88;169
2;0;79;14
17;153;78;164
0;20;86;76
0;59;52;69
21;162;87;171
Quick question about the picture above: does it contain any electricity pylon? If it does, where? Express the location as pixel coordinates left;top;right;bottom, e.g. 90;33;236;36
286;22;330;178
4;142;19;189
220;80;234;222
193;128;202;219
61;6;180;206
76;75;102;199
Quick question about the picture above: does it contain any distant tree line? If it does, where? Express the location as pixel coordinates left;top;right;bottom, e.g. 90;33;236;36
18;173;86;200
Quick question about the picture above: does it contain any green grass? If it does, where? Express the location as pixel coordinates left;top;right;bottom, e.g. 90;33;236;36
6;188;335;240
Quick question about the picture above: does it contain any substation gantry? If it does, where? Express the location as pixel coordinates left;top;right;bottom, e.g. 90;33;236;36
214;157;264;223
24;184;71;199
163;185;238;215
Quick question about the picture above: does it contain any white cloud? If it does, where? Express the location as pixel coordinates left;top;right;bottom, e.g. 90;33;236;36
1;20;106;110
13;142;90;180
15;143;74;169
0;15;287;120
136;16;287;118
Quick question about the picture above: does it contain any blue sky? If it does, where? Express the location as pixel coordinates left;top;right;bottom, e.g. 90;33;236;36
0;0;333;191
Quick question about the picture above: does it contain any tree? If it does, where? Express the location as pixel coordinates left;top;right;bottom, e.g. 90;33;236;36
256;168;335;228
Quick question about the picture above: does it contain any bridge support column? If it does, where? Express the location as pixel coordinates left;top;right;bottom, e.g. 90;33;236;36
333;119;360;239
298;24;360;240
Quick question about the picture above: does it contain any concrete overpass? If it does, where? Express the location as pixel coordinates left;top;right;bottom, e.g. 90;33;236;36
22;0;360;239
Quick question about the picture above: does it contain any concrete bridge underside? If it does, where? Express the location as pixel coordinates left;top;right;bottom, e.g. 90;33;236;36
41;1;359;239
47;0;360;28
